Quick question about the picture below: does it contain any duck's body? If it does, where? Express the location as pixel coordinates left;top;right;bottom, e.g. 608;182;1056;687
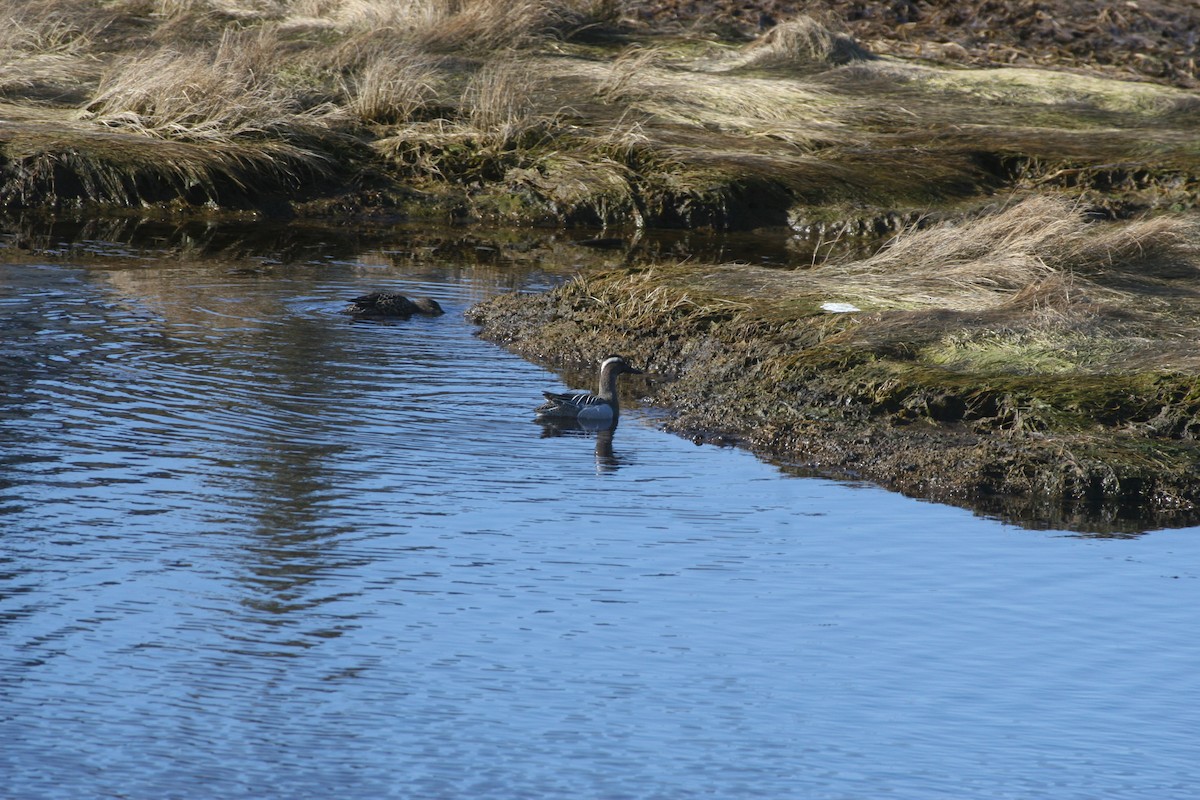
344;292;444;319
537;389;621;423
535;355;643;422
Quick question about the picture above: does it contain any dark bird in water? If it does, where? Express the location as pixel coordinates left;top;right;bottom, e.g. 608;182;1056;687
535;355;643;424
344;292;445;319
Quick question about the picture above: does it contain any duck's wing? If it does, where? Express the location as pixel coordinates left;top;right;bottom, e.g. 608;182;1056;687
536;390;606;416
541;390;604;405
346;292;417;317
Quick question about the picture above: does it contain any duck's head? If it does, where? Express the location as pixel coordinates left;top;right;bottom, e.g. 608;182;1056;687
412;297;445;316
601;355;643;376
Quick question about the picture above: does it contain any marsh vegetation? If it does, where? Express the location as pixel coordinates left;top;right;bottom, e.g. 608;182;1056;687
2;0;1198;224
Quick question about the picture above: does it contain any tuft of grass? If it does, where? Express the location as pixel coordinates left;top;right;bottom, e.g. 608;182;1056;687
0;0;101;55
81;26;340;145
462;58;556;143
290;0;612;52
569;267;751;329
727;16;872;70
374;55;566;184
595;45;669;104
811;196;1200;312
148;0;287;45
0;0;113;99
337;45;443;125
415;0;558;52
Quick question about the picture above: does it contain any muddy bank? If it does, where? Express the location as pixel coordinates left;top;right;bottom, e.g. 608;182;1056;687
470;197;1200;531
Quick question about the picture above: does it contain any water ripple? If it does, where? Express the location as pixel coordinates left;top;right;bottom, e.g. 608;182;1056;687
2;249;1200;800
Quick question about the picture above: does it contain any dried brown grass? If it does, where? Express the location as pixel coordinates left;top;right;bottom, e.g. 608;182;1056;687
462;58;555;141
337;46;443;124
0;122;315;208
285;0;608;51
147;0;289;44
776;197;1200;378
0;0;105;55
595;45;669;104
81;27;339;144
416;0;561;52
728;16;871;70
813;196;1200;311
0;0;113;97
591;52;844;158
374;54;566;180
570;267;750;329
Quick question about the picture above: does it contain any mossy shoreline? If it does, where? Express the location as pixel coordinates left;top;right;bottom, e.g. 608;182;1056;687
469;199;1200;532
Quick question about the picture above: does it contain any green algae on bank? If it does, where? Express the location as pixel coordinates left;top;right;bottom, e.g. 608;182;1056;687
469;197;1200;531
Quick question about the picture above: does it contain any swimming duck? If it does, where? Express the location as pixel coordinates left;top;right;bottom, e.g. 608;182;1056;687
535;355;643;422
344;292;445;319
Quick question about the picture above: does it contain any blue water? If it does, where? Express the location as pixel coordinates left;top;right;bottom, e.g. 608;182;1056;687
2;228;1198;799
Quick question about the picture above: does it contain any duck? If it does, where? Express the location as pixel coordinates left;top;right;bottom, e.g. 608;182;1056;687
344;291;445;319
535;355;643;423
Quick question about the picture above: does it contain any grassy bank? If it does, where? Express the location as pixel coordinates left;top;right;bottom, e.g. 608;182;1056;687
2;0;1200;227
470;197;1200;530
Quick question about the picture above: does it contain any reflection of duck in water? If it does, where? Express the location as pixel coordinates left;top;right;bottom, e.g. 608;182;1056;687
536;420;622;472
344;292;444;319
535;355;643;425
